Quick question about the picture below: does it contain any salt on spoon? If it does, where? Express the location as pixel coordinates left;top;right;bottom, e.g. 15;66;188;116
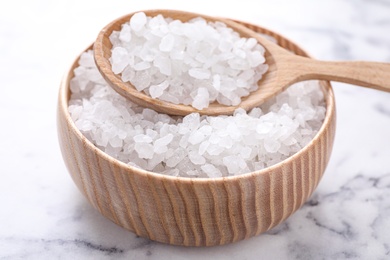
106;12;268;111
94;9;390;116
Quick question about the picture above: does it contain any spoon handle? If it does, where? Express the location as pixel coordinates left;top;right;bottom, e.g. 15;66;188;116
300;59;390;92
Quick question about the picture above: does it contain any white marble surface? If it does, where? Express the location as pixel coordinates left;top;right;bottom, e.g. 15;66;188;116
1;0;390;259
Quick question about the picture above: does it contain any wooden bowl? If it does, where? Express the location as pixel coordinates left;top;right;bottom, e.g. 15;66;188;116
57;19;336;246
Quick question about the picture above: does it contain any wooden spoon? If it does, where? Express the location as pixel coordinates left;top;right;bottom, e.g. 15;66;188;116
94;10;390;116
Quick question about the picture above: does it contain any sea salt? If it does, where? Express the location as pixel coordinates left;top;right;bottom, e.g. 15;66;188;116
109;12;268;110
69;50;326;178
130;12;147;31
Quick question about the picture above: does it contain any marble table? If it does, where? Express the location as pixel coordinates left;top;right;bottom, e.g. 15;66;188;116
1;0;390;259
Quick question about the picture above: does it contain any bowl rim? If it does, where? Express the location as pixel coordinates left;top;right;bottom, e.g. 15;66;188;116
58;18;335;184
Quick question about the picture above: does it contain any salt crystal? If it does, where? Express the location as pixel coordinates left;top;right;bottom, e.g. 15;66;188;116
146;129;158;139
133;134;153;143
233;49;246;59
244;38;258;49
212;75;221;91
198;141;210;155
149;80;170;98
79;52;96;67
111;47;129;74
188;68;211;80
192;87;210;110
153;56;172;76
179;133;189;148
130;12;147;31
129;157;148;169
182;113;200;130
131;71;151;91
142;109;158;121
256;122;274;135
188;151;206;165
218;136;233;149
154;134;174;154
201;164;222;178
119;24;132;42
162;168;180;176
169;20;184;35
218;40;233;52
208;134;221;144
223;156;240;174
166;148;186;167
159;34;175;52
133;61;150;71
226;123;240;139
240;147;252;159
198;125;213;135
248;50;265;67
188;131;206;145
282;136;298;146
187;170;200;176
159;92;180;104
121;66;135;82
206;144;224;156
134;143;154;159
264;138;281;153
147;153;165;169
254;162;265;171
301;129;313;135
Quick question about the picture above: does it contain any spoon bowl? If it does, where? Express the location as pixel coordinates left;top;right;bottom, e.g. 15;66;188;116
94;10;390;116
94;10;278;116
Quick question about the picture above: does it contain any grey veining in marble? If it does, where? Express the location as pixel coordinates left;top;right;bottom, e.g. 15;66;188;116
0;0;390;259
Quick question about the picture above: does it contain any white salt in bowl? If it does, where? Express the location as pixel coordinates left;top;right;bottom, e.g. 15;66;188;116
57;19;336;246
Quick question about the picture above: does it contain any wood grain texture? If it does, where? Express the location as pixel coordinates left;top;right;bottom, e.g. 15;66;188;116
57;20;336;246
